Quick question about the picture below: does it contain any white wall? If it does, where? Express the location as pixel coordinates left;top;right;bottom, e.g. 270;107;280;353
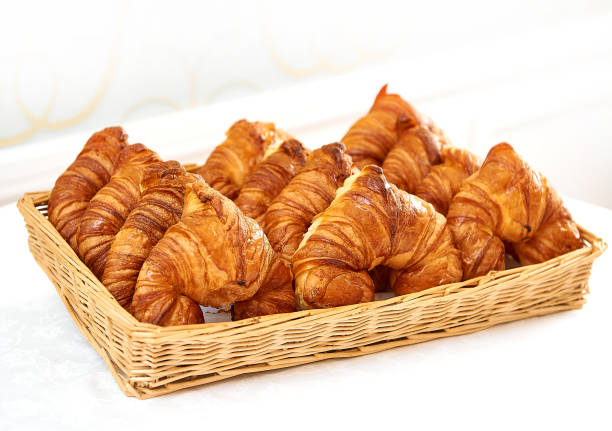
1;0;611;207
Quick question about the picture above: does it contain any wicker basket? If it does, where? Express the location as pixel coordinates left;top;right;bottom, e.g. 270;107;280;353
18;190;606;399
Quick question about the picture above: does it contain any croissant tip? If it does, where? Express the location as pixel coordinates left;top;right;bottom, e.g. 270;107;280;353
320;142;345;156
280;138;307;157
487;142;516;158
494;142;513;150
88;126;128;148
363;164;384;175
130;143;148;151
372;84;390;106
104;126;128;141
226;118;251;136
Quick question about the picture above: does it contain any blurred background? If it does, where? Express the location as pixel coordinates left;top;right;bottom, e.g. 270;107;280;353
1;0;611;207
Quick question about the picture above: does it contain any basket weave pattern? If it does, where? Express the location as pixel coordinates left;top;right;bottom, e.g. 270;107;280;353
18;191;606;399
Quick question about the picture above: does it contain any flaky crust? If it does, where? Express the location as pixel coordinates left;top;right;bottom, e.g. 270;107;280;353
513;201;582;265
416;146;481;215
77;144;162;278
48;127;128;251
342;85;427;168
197;120;291;199
235;139;310;226
447;143;582;279
102;162;199;308
232;259;297;320
131;181;274;325
264;142;353;264
382;116;443;193
131;283;204;326
292;165;462;309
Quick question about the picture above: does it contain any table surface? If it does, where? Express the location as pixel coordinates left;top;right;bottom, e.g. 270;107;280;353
0;195;610;430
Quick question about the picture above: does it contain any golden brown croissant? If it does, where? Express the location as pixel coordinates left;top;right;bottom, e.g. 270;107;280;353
382;116;444;193
341;85;429;169
48;127;128;251
447;143;582;280
197;120;291;199
264;142;353;264
292;165;462;309
77;144;162;278
415;146;481;215
232;259;296;320
102;162;199;308
234;139;310;226
132;180;275;325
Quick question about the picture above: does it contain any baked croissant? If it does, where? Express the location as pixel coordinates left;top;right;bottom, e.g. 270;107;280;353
292;165;462;309
232;259;296;320
415;146;481;215
341;85;428;169
447;143;582;279
235;139;310;226
382;116;443;193
77;144;162;278
131;180;275;325
102;162;199;308
264;142;353;264
197;120;291;199
48;127;128;251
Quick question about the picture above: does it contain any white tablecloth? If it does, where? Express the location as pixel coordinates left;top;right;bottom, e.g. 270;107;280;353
1;197;610;430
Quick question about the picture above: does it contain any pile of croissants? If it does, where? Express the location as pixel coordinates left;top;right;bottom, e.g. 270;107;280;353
47;84;583;326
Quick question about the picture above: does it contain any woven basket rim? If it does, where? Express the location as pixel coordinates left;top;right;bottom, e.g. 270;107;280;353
19;190;607;337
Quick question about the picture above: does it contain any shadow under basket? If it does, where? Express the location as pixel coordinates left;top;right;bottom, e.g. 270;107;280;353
18;191;607;399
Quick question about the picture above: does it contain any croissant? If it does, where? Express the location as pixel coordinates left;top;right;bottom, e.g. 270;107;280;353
48;127;128;251
382;116;444;193
235;139;310;226
447;143;582;279
77;144;162;278
341;85;431;169
264;142;353;263
197;120;291;199
131;180;274;325
292;165;462;309
415;146;481;215
232;259;296;320
102;162;199;308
